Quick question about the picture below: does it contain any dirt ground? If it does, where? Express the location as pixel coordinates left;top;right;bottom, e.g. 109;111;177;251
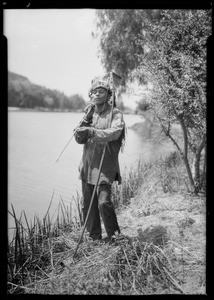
117;188;206;294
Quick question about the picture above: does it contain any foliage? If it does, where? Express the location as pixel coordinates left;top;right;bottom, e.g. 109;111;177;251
68;94;86;110
8;72;86;111
94;9;211;193
136;97;150;112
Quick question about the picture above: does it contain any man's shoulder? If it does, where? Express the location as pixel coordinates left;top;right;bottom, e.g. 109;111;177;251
113;107;123;115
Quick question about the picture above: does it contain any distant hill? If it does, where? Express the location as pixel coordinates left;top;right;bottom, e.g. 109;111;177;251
9;72;30;82
8;71;86;111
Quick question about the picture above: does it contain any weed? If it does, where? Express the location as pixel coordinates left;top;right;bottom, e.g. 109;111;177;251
7;193;82;294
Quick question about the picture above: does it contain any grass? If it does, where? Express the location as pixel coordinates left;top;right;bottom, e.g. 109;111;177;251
7;147;206;294
111;149;191;210
7;192;82;294
30;235;185;295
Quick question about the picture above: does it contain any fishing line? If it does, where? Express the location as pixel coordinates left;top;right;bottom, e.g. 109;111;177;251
55;102;95;164
52;100;106;225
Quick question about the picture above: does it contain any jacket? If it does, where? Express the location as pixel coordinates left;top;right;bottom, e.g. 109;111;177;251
75;103;125;185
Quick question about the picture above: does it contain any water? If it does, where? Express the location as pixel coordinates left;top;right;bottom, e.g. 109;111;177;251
8;111;145;228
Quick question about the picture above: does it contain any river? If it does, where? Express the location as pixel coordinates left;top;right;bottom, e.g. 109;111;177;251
8;110;148;228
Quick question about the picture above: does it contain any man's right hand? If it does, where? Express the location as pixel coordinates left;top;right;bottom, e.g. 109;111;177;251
84;103;95;122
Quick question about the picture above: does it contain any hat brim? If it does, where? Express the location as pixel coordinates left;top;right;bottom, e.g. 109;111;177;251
92;84;109;91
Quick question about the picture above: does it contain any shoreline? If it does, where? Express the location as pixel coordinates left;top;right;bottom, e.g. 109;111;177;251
7;144;206;294
8;107;83;113
8;106;137;114
7;109;206;295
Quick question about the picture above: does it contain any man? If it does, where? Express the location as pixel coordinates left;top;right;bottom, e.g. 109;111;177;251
74;75;125;242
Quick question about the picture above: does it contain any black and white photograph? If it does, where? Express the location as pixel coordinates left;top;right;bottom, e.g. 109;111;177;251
5;4;211;295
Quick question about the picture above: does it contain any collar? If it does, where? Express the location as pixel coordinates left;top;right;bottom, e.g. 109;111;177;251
94;102;111;115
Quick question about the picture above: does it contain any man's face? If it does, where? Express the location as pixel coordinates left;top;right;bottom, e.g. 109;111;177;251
91;87;108;106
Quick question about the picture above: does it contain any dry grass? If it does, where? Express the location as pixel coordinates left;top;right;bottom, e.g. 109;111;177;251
118;185;206;295
19;233;187;295
7;149;206;295
7;194;82;294
8;187;206;295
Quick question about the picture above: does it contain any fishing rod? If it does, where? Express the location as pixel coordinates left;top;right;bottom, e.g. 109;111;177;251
55;103;95;163
72;71;122;260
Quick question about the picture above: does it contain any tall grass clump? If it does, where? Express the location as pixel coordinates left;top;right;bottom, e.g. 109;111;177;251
111;150;195;211
111;159;154;209
7;192;82;294
107;235;186;294
26;234;187;295
155;151;190;194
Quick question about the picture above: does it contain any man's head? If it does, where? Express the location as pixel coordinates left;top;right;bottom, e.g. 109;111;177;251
89;75;112;104
90;87;110;106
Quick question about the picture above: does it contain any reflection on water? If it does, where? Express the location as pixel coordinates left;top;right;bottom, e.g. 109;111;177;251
8;111;145;225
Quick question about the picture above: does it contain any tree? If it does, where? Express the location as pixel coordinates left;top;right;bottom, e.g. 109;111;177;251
68;94;86;110
8;71;86;111
136;96;150;113
94;9;211;193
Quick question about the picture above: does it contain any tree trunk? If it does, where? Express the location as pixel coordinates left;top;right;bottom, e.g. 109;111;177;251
191;134;206;193
200;144;207;191
178;117;197;193
154;109;205;195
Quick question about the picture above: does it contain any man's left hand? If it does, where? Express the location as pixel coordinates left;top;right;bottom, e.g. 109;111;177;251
76;126;94;140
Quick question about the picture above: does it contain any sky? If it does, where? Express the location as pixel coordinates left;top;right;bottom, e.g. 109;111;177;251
4;9;138;109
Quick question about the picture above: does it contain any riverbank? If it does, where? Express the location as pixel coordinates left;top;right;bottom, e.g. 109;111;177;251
7;120;206;295
8;163;205;294
8;106;83;113
49;192;205;295
8;106;135;114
